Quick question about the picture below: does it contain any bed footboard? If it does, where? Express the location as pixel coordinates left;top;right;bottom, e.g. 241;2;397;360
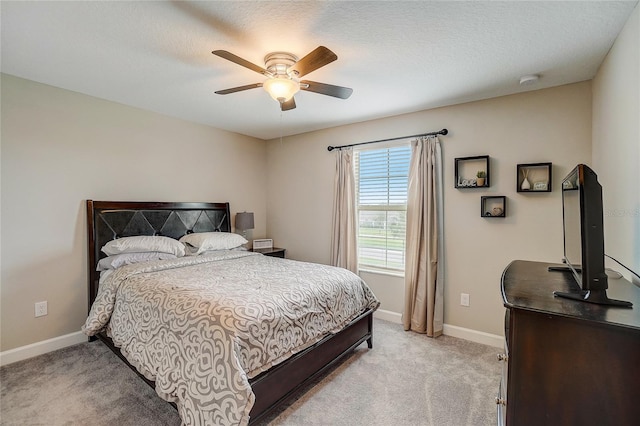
248;309;374;423
91;309;373;424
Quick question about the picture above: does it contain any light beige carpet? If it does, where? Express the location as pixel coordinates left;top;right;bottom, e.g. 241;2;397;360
1;319;501;425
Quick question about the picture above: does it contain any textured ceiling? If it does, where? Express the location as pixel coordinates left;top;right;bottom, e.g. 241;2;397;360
1;1;637;140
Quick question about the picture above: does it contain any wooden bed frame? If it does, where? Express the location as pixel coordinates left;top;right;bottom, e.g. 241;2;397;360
86;200;374;424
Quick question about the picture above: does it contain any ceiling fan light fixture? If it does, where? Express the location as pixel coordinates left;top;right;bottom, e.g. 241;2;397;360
263;77;300;102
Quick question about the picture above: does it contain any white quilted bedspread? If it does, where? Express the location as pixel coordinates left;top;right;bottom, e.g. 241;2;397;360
82;251;379;425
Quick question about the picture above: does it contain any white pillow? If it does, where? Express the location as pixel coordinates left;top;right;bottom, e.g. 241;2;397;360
97;252;177;271
101;235;186;257
179;232;247;255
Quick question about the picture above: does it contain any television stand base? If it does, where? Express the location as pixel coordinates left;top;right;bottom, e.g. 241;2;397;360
553;289;633;307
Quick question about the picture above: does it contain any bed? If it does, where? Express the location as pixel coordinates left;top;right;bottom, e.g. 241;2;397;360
83;200;379;425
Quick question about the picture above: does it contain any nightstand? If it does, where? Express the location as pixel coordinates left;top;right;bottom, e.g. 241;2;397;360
252;247;286;258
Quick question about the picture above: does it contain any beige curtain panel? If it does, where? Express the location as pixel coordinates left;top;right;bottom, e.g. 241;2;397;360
331;148;358;273
403;136;444;336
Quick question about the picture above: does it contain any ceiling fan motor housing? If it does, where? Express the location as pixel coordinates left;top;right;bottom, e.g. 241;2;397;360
264;52;299;77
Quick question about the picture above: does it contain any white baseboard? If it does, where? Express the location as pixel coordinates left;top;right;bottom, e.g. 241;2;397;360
0;331;87;367
1;313;504;366
442;324;504;348
373;309;402;323
374;309;504;348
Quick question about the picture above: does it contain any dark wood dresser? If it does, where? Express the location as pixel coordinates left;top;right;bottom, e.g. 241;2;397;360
499;260;640;426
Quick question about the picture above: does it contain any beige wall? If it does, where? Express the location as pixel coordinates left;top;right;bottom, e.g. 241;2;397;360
593;3;640;282
0;74;268;351
267;82;592;336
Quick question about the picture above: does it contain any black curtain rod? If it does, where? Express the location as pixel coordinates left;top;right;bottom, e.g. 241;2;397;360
327;128;448;152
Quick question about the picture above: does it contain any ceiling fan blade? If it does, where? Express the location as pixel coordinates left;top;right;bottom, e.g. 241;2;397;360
214;83;262;95
288;46;337;78
300;80;353;99
280;97;296;111
212;50;272;76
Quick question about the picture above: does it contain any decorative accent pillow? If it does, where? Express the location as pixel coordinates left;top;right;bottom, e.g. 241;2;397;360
101;235;186;257
97;252;178;271
179;232;248;255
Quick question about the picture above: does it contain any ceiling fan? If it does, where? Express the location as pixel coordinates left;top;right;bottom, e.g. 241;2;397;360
212;46;353;111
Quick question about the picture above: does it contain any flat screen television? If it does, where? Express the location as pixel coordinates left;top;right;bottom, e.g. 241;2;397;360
552;164;632;307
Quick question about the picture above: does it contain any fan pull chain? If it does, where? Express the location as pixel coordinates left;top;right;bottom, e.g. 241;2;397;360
280;109;284;146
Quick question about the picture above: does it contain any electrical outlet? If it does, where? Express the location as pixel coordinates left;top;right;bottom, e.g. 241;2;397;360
35;301;48;317
460;293;470;307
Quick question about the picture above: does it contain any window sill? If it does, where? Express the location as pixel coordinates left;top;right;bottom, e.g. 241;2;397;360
358;267;405;278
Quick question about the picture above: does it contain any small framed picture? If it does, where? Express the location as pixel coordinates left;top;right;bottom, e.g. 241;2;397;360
253;239;273;249
533;182;548;191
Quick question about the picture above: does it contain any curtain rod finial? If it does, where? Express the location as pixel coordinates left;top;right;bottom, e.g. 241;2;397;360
327;146;335;151
441;129;448;135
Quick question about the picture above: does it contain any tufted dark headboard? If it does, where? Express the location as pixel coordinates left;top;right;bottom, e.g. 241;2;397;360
86;200;231;313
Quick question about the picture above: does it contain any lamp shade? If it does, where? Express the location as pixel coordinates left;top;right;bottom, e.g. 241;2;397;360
263;77;300;102
235;212;254;231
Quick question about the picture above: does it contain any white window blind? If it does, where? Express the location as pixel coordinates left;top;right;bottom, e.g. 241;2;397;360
354;144;411;273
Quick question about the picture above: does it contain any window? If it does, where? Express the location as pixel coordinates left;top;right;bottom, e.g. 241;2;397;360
354;144;411;273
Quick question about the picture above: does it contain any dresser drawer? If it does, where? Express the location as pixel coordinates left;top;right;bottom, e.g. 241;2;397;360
496;338;508;425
